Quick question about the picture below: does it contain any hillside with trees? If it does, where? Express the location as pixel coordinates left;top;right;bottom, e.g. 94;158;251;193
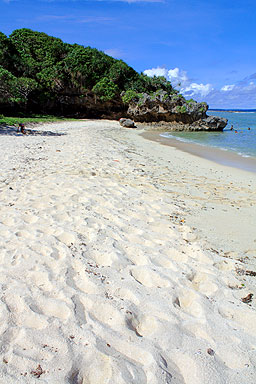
0;28;176;118
0;28;228;130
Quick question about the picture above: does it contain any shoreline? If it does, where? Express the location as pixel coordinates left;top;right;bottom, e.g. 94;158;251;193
1;119;256;383
141;129;256;173
124;124;256;260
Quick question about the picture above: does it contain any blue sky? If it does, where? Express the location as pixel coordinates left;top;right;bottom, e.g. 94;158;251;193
1;0;255;108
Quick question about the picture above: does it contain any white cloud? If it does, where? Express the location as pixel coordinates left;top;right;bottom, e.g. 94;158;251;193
167;67;189;87
143;67;168;78
198;78;256;108
181;82;213;97
244;81;256;91
143;66;256;108
143;66;213;98
221;84;235;91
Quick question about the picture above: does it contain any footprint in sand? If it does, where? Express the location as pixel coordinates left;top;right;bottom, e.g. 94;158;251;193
83;299;125;329
22;213;38;224
88;250;118;267
128;312;158;337
27;270;53;291
69;261;100;294
188;271;218;296
115;287;140;305
3;293;48;330
34;297;71;321
174;288;204;318
218;304;256;335
75;351;113;384
165;248;189;263
151;254;178;271
1;216;16;226
131;266;170;288
127;251;149;266
56;231;76;246
15;230;32;239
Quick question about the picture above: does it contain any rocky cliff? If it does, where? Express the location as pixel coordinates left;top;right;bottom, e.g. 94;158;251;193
126;91;227;131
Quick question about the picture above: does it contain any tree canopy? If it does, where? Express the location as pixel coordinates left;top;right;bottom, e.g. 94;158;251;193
0;28;176;115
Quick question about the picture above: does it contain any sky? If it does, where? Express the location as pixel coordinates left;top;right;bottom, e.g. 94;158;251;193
0;0;255;108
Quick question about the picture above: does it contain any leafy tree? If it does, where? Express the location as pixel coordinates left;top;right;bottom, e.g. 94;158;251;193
64;45;114;89
15;77;38;104
9;28;70;78
36;65;66;91
121;89;140;104
0;66;19;102
0;33;9;67
92;77;119;101
107;60;138;89
0;66;38;106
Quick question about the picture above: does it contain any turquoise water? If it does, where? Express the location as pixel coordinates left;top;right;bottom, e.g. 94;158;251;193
161;111;256;158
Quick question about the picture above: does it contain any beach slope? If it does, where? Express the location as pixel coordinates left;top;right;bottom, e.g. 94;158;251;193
0;120;255;383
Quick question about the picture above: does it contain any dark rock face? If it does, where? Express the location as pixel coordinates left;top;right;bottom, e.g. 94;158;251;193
200;116;228;130
119;118;136;128
27;91;127;120
127;91;227;131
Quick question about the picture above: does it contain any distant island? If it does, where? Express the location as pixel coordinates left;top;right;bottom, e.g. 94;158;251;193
0;28;227;131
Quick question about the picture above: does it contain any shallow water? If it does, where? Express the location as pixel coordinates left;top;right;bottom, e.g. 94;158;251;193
161;111;256;159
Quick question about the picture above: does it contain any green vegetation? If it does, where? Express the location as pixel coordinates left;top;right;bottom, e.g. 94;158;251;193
0;114;72;126
176;105;187;114
172;94;183;101
185;98;196;104
0;28;176;116
92;77;119;101
121;90;139;104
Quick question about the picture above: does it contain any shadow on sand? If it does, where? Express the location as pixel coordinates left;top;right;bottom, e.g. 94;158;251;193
0;125;66;137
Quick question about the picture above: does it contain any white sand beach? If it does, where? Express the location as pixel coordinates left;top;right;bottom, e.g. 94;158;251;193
0;120;256;383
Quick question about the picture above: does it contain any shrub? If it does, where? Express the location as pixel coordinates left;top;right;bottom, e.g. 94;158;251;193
121;89;139;104
176;105;187;114
185;98;196;104
92;77;119;101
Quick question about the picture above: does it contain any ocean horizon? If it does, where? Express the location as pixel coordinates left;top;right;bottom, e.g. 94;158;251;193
209;108;256;113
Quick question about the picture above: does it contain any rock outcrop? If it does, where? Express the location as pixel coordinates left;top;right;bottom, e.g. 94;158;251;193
119;118;136;128
127;91;227;131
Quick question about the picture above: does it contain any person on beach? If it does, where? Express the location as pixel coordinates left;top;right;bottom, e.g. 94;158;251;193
17;123;26;134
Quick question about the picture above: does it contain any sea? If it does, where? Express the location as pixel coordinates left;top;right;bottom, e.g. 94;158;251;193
161;110;256;160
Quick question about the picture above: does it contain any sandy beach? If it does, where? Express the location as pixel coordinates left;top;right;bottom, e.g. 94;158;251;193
0;120;256;383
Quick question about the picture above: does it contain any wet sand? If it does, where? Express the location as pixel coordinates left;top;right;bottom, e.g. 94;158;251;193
141;130;256;173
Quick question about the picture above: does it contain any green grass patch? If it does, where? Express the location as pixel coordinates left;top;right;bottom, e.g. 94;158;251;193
0;114;74;126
